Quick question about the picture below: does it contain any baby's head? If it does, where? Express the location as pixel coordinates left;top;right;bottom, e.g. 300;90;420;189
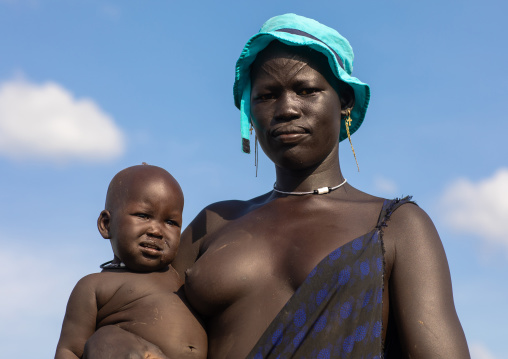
97;164;184;272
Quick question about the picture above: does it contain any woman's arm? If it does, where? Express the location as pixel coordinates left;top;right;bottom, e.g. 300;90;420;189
384;204;470;358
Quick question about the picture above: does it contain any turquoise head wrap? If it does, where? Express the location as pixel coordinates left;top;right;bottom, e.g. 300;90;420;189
234;13;370;153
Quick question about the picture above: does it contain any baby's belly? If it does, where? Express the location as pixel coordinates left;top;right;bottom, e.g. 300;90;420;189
98;293;207;358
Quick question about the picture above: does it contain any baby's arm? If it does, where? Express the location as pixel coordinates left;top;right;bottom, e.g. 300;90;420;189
55;275;99;359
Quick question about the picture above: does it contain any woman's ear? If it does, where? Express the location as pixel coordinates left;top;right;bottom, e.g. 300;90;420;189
97;210;112;239
338;82;355;115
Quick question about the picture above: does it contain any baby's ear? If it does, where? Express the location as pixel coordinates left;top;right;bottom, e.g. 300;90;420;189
97;210;112;239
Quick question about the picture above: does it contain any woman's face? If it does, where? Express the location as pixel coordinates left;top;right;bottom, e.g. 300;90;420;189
250;43;344;170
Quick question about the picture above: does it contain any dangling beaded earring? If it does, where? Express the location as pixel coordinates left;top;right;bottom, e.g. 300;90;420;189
344;109;360;172
255;134;259;177
250;122;259;177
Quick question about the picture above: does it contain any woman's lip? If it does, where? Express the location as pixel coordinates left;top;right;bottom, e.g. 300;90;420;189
273;132;308;143
271;126;308;139
272;126;307;135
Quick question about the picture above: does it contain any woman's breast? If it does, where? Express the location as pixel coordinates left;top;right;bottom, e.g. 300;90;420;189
185;225;286;317
183;211;354;319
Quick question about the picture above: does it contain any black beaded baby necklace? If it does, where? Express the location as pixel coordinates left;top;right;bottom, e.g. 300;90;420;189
273;178;347;196
100;260;126;269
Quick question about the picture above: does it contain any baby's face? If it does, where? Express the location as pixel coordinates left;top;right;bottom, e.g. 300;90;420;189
108;177;183;272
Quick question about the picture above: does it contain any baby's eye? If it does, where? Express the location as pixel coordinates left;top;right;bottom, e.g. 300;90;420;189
165;219;180;227
133;213;149;219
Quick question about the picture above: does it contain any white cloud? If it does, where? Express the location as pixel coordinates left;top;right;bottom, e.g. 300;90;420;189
0;79;125;162
440;168;508;249
373;175;398;195
470;342;499;359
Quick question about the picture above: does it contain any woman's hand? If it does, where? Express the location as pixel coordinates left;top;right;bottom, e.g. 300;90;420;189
82;325;169;359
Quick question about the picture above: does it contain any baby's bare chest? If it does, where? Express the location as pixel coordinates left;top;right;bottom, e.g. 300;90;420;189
95;271;184;328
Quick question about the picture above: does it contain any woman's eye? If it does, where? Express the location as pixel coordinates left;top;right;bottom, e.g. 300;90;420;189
299;88;317;95
257;94;275;100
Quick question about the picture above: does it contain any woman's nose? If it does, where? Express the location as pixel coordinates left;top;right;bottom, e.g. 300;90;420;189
274;92;301;122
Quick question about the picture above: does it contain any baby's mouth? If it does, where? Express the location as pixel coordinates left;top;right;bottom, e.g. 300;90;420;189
139;241;163;254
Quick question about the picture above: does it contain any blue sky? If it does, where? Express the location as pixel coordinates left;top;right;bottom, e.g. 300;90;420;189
0;1;506;358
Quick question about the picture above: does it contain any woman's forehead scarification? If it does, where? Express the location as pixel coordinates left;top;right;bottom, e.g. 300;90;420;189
255;59;310;84
251;43;332;85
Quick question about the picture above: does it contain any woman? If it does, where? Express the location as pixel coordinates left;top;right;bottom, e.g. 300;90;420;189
84;14;469;358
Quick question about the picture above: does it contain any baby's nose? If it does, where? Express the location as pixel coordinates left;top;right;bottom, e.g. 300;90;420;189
147;223;163;238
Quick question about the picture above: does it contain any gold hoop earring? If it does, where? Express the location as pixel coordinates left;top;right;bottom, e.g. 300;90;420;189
345;109;360;172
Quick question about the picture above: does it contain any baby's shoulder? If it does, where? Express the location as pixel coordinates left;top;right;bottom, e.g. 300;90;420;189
75;271;150;299
66;272;107;303
71;271;124;297
73;271;104;288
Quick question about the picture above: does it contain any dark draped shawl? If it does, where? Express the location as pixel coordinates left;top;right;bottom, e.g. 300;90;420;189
247;197;413;359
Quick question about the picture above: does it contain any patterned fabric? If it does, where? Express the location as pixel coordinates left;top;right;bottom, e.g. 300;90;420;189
247;197;413;359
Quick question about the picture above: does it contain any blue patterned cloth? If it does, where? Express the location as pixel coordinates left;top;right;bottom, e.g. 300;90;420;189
247;197;413;359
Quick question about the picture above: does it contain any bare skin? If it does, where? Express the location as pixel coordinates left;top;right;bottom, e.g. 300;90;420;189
56;268;206;359
55;165;207;359
84;44;470;358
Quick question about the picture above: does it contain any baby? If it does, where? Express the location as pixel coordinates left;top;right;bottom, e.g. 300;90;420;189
55;164;207;359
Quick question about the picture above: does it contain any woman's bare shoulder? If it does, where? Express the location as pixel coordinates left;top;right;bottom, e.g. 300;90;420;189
173;192;272;274
379;200;438;261
382;200;437;244
195;191;274;227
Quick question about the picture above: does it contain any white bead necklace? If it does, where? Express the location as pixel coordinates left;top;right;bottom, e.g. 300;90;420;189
273;178;347;196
